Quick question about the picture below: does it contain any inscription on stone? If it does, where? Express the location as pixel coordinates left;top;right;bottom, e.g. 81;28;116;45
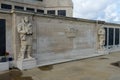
65;27;78;38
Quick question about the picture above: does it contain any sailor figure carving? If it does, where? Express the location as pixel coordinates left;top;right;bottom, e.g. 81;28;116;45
98;27;105;50
17;16;33;59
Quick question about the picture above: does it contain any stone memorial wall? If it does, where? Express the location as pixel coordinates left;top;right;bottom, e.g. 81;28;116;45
13;11;100;67
0;10;120;70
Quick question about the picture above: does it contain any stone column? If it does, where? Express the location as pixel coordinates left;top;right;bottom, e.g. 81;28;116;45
107;28;109;49
12;11;18;64
113;28;115;47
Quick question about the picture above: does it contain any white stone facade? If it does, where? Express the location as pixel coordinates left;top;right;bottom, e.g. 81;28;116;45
0;9;120;70
0;0;73;17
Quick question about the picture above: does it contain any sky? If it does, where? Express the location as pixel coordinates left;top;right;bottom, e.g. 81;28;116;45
72;0;120;23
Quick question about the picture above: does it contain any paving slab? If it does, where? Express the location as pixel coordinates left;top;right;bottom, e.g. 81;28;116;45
21;51;120;80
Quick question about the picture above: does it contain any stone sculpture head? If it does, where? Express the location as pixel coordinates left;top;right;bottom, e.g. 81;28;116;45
24;16;29;23
98;27;105;35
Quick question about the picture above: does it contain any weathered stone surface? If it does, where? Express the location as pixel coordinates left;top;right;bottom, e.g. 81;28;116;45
0;62;9;71
98;27;105;50
17;58;36;70
0;10;120;68
21;52;120;80
0;0;73;17
17;16;33;60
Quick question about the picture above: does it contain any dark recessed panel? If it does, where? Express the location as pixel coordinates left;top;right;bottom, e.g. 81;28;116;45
0;19;6;56
1;4;12;9
109;28;114;45
115;28;119;45
58;10;66;16
104;28;107;46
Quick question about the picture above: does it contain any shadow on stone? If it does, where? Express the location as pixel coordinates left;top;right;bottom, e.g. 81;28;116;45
39;65;53;71
111;61;120;68
0;69;33;80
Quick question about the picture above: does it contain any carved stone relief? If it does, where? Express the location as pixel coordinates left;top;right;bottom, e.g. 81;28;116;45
17;16;33;60
98;27;105;50
65;27;78;38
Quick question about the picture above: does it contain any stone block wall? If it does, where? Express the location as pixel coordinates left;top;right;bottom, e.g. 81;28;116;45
1;11;120;66
34;16;97;65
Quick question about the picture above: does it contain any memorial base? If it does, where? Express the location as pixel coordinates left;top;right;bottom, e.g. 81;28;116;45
98;50;109;54
0;62;9;71
17;58;36;70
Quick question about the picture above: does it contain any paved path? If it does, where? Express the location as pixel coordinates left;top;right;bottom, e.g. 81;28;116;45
22;52;120;80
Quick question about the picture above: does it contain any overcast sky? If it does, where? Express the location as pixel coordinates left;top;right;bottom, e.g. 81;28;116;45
72;0;120;23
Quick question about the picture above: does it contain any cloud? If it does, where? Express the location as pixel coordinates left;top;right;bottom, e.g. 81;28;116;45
72;0;120;23
103;3;120;22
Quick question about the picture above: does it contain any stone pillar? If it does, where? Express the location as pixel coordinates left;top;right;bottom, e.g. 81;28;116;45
107;28;109;49
12;11;18;66
113;28;115;47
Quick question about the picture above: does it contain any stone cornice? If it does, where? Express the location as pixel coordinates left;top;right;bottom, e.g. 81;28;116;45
0;9;120;26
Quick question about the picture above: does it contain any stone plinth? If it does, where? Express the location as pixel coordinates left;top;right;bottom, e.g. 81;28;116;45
98;50;109;54
17;58;36;70
0;62;9;71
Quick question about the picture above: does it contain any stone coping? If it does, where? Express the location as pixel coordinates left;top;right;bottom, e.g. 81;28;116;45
0;9;120;26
